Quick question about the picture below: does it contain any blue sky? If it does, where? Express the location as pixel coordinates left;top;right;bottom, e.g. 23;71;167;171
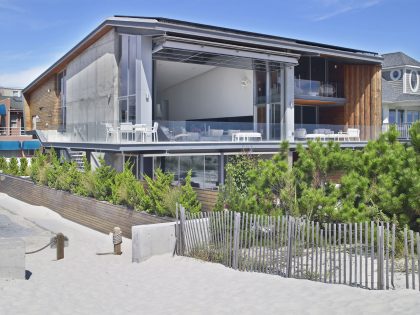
0;0;419;88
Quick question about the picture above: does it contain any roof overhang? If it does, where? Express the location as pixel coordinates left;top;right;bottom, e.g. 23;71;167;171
152;35;299;70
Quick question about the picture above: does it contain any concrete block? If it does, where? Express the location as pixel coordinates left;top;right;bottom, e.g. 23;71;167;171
0;238;25;280
132;222;176;263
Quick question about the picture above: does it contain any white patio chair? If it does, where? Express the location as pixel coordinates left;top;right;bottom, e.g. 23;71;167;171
347;128;360;141
134;124;147;142
143;122;159;142
105;123;118;142
120;122;134;142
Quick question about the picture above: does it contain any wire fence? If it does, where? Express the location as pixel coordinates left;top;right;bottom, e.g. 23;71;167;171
175;206;420;291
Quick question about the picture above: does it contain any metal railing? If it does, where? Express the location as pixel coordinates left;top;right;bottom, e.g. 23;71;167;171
294;79;344;98
0;126;25;136
382;123;413;139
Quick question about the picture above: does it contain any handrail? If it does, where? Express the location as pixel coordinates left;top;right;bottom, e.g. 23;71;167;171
0;126;25;136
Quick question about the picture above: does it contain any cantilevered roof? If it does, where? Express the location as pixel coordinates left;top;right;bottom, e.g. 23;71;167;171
23;16;382;95
118;16;380;56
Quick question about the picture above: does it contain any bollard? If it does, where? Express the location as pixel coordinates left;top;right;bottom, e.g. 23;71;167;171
56;233;65;260
113;227;122;255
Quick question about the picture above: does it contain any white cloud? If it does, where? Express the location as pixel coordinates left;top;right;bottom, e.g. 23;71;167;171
313;0;382;21
0;65;48;89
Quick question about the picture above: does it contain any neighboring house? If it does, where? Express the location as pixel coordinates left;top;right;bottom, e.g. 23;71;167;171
0;87;40;157
22;16;383;188
381;52;420;138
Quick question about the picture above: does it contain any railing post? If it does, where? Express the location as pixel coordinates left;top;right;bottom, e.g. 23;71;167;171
232;212;241;270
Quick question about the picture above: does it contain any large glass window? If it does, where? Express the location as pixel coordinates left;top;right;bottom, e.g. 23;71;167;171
118;34;138;123
255;71;267;104
294;56;344;98
407;111;420;123
152;155;219;189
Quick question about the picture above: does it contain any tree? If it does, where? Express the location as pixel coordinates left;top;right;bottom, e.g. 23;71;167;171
8;157;19;175
19;157;28;176
143;168;173;216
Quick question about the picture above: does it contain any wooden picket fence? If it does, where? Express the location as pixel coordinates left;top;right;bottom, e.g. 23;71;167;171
175;206;420;291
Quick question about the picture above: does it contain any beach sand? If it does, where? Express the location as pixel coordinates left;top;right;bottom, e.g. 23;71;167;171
0;192;419;315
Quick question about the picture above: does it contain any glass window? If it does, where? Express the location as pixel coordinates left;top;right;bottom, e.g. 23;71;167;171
398;110;405;124
255;71;266;104
407;111;420;123
119;34;137;123
204;156;218;189
270;70;282;103
180;156;204;188
311;57;326;85
410;70;419;92
389;109;396;124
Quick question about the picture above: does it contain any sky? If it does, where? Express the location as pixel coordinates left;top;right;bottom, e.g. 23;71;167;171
0;0;419;88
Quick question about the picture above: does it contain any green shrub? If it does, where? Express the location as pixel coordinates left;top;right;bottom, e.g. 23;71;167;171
144;168;173;216
8;157;19;175
111;163;146;209
179;170;201;213
19;157;28;176
91;157;116;201
163;186;182;217
0;156;7;173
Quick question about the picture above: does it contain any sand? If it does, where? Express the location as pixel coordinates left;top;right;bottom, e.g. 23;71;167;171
0;192;419;315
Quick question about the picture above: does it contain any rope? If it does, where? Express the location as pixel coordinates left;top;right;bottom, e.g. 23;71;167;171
25;238;56;255
113;229;122;245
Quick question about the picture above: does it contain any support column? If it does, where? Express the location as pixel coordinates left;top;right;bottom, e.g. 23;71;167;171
136;36;153;126
284;65;295;142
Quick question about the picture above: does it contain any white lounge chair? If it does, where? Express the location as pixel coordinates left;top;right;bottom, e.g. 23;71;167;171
347;128;360;141
294;128;307;140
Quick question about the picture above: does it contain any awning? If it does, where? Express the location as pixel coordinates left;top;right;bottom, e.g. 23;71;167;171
0;104;6;115
22;140;41;150
0;141;20;150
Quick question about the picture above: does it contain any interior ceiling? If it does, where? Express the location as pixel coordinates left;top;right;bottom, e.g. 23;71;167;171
155;60;216;92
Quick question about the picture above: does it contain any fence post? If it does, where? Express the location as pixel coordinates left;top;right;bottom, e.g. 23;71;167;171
179;205;186;256
286;217;294;278
232;212;241;270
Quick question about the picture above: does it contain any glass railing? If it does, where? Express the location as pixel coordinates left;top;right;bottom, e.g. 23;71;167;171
294;79;344;98
294;124;382;142
36;121;384;144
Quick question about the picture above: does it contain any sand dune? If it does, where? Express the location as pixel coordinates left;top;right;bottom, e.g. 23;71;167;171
0;193;419;315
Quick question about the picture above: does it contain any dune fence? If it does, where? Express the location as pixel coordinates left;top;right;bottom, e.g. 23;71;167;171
175;206;420;291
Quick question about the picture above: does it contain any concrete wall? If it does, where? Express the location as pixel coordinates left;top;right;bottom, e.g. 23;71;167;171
65;29;119;141
159;67;253;120
132;222;176;263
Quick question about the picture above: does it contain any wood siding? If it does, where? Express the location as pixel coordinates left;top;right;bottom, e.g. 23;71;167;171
25;76;61;130
344;64;382;140
0;175;172;238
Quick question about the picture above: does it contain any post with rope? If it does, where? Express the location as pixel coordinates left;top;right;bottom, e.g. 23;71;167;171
113;227;122;255
56;233;65;260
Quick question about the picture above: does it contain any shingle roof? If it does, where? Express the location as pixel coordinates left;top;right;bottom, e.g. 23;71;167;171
382;52;420;68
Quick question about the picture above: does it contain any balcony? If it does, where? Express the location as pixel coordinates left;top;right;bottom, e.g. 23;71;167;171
294;79;344;99
35;120;385;146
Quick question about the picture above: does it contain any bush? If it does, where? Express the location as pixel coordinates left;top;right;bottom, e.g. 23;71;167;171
163;186;182;217
19;157;28;176
8;157;19;175
144;168;173;216
0;156;7;173
179;170;201;213
91;157;116;201
111;163;146;209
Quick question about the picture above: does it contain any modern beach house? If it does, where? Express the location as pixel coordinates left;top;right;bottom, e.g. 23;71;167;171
381;52;420;138
22;16;383;188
